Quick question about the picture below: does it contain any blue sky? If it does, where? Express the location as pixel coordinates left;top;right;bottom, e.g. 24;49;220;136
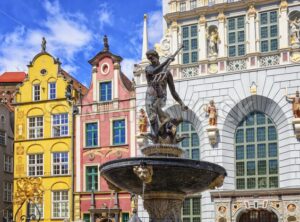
0;0;163;86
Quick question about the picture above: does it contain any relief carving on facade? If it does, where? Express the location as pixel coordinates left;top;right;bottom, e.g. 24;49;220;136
215;203;230;222
283;201;300;222
204;100;218;145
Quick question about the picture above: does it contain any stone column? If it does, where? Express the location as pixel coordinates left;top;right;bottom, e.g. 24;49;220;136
218;12;226;58
171;21;180;64
279;0;289;49
113;62;120;100
199;15;207;61
248;5;257;53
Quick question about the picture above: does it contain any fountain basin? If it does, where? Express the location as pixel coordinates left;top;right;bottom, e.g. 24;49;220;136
99;157;227;195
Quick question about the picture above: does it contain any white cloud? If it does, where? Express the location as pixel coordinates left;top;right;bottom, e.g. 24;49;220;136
148;10;163;48
0;0;93;76
97;3;114;29
121;58;139;80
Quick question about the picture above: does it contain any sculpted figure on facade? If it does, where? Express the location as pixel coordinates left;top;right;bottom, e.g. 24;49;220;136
207;27;219;59
204;100;218;126
144;46;188;143
138;108;148;133
289;17;300;47
286;90;300;118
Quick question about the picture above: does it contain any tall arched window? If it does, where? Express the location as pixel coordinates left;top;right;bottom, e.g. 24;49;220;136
178;121;201;221
235;112;278;190
177;121;200;160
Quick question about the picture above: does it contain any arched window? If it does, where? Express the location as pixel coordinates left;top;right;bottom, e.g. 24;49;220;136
177;121;200;160
235;112;278;190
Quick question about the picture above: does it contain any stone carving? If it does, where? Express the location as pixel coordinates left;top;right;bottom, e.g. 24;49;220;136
286;89;300;118
208;63;218;74
259;55;280;67
291;52;300;63
208;175;225;189
204;100;217;126
138;108;148;133
289;15;300;48
248;5;257;17
133;163;153;184
227;59;247;72
218;12;225;22
143;45;188;144
287;203;297;212
199;15;206;24
181;66;199;78
250;82;257;95
280;0;288;11
207;26;219;59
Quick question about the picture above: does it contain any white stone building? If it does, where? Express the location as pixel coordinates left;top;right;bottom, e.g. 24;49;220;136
134;0;300;222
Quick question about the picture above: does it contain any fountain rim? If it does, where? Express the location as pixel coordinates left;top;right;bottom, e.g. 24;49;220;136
99;156;227;176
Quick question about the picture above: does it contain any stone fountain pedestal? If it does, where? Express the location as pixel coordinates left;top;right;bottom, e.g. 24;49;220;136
100;143;226;222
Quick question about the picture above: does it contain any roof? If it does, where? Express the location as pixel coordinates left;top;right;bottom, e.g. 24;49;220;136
120;72;134;91
0;72;26;83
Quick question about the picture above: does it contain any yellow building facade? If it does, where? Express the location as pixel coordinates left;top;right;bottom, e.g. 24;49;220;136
13;47;85;222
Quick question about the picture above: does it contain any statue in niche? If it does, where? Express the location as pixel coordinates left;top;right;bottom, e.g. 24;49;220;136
286;89;300;118
207;27;219;58
289;17;300;47
204;100;217;126
138;108;148;133
142;45;188;144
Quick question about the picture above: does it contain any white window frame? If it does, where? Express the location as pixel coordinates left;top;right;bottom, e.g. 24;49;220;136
190;0;197;10
48;82;56;100
4;155;13;173
52;113;69;137
52;152;69;175
29;198;44;219
52;190;69;219
33;84;41;101
3;182;12;202
0;131;6;146
28;154;44;176
28;116;43;139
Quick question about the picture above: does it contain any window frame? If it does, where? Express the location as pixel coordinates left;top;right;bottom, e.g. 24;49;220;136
182;197;201;222
85;122;99;148
48;82;56;100
259;10;279;53
28;116;44;139
85;165;99;192
111;118;126;145
52;152;69;176
29;198;44;219
190;0;197;10
99;81;112;102
28;154;44;176
3;182;12;202
52;190;69;219
227;15;246;57
181;24;198;64
52;113;69;137
235;112;279;190
33;84;41;101
0;130;6;146
180;2;186;11
4;155;13;173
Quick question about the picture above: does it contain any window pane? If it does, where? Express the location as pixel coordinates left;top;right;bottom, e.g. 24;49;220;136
236;146;244;160
261;27;268;39
229;46;236;57
256;113;265;125
257;127;266;141
236;162;244;176
257;144;266;158
247;161;255;175
261;40;268;52
268;143;277;157
182;27;189;38
238;31;244;42
257;160;266;175
270;11;277;23
191;26;197;37
183;40;189;51
260;13;268;25
228;19;235;30
182;199;190;215
236;178;245;189
238;45;245;56
229;32;235;44
247;178;256;189
191;52;198;63
192;198;201;214
258;177;267;188
268;126;277;140
183;53;189;64
269;160;278;174
237;17;244;29
246;128;255;142
246;145;255;159
236;129;244;143
270;39;278;51
270;25;278;37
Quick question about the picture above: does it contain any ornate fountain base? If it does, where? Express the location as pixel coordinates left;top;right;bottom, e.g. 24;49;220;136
143;192;185;222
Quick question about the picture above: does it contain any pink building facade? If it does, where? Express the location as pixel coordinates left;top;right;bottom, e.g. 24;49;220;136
74;37;136;222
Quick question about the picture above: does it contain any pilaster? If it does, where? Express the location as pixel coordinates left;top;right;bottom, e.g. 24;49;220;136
218;12;226;58
248;5;257;54
113;62;120;100
199;15;207;61
171;21;180;64
279;0;289;49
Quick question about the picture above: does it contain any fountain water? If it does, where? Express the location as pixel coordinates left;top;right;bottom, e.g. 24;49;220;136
99;46;227;222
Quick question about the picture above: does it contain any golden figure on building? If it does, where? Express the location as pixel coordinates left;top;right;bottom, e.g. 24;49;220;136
286;89;300;118
139;108;148;133
207;28;219;59
204;100;218;126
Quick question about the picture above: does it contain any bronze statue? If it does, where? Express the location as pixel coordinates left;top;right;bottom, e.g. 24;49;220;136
286;90;300;118
41;37;46;52
144;45;187;143
204;100;217;126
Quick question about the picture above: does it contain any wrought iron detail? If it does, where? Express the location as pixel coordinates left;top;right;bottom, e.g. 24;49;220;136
259;54;280;67
181;66;199;78
227;59;247;72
